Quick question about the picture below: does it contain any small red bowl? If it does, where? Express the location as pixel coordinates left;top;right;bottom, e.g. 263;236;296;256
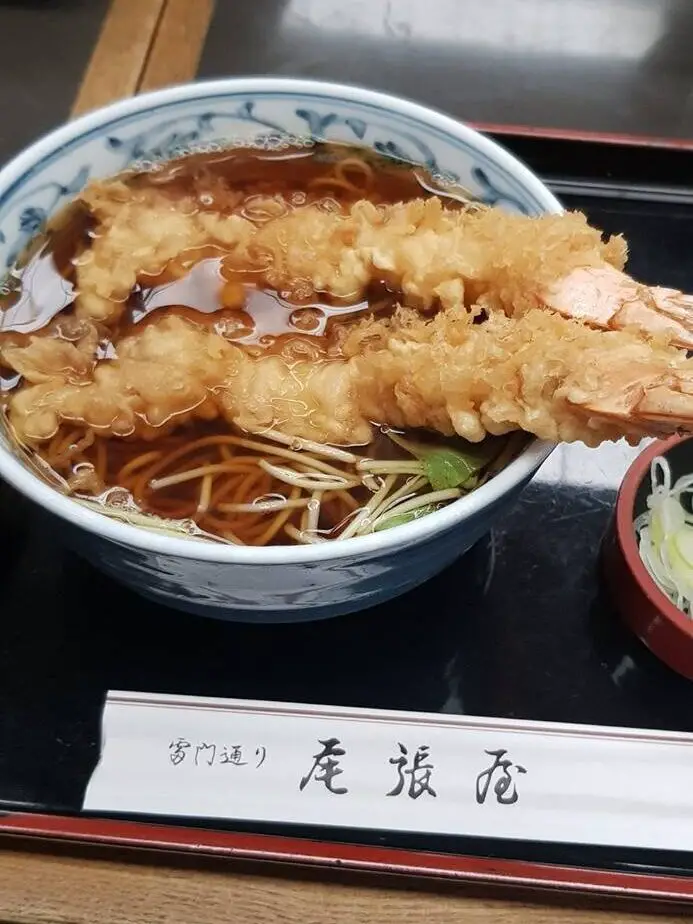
602;434;693;680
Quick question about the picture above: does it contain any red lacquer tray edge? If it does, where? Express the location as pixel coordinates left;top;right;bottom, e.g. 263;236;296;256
0;811;692;905
471;121;693;151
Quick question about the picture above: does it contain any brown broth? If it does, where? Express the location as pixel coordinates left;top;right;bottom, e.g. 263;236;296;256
0;142;500;546
0;141;454;342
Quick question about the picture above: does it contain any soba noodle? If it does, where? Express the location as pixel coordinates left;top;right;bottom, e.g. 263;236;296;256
25;421;516;546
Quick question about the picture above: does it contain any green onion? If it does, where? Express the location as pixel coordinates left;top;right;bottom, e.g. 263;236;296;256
635;456;693;617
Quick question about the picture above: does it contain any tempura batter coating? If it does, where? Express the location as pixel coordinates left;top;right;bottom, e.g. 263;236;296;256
75;180;254;322
7;315;371;446
8;316;231;440
0;317;98;384
346;309;693;446
74;186;626;317
6;180;693;451
69;182;693;346
255;198;626;312
6;308;693;449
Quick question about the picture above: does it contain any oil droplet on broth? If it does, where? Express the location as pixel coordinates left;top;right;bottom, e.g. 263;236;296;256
214;311;255;341
290;307;323;332
221;279;245;309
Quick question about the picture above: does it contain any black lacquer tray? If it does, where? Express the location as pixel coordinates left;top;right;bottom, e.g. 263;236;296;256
2;131;693;902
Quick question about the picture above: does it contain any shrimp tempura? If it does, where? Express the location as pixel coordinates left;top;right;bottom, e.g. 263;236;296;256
6;180;693;450
345;308;693;446
71;187;693;348
6;309;693;448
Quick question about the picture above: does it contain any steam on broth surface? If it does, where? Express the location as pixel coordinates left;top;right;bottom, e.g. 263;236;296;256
0;142;522;546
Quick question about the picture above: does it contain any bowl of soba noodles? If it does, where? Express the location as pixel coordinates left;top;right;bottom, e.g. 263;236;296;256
0;78;557;621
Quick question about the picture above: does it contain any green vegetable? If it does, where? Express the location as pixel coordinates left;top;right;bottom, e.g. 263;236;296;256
373;504;438;532
635;467;693;616
388;433;503;491
421;447;484;491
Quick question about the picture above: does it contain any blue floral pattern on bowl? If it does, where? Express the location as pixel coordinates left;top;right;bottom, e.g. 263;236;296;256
0;90;555;270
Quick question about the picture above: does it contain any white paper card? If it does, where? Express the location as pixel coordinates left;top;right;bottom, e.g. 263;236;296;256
84;691;693;851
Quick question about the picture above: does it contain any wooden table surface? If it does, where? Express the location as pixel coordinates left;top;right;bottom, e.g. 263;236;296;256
0;843;690;924
0;1;690;920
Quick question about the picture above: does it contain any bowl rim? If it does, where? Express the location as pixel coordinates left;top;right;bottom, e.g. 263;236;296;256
0;76;560;564
614;434;693;639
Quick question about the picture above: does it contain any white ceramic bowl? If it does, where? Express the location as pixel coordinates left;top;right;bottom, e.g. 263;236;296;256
0;78;558;622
